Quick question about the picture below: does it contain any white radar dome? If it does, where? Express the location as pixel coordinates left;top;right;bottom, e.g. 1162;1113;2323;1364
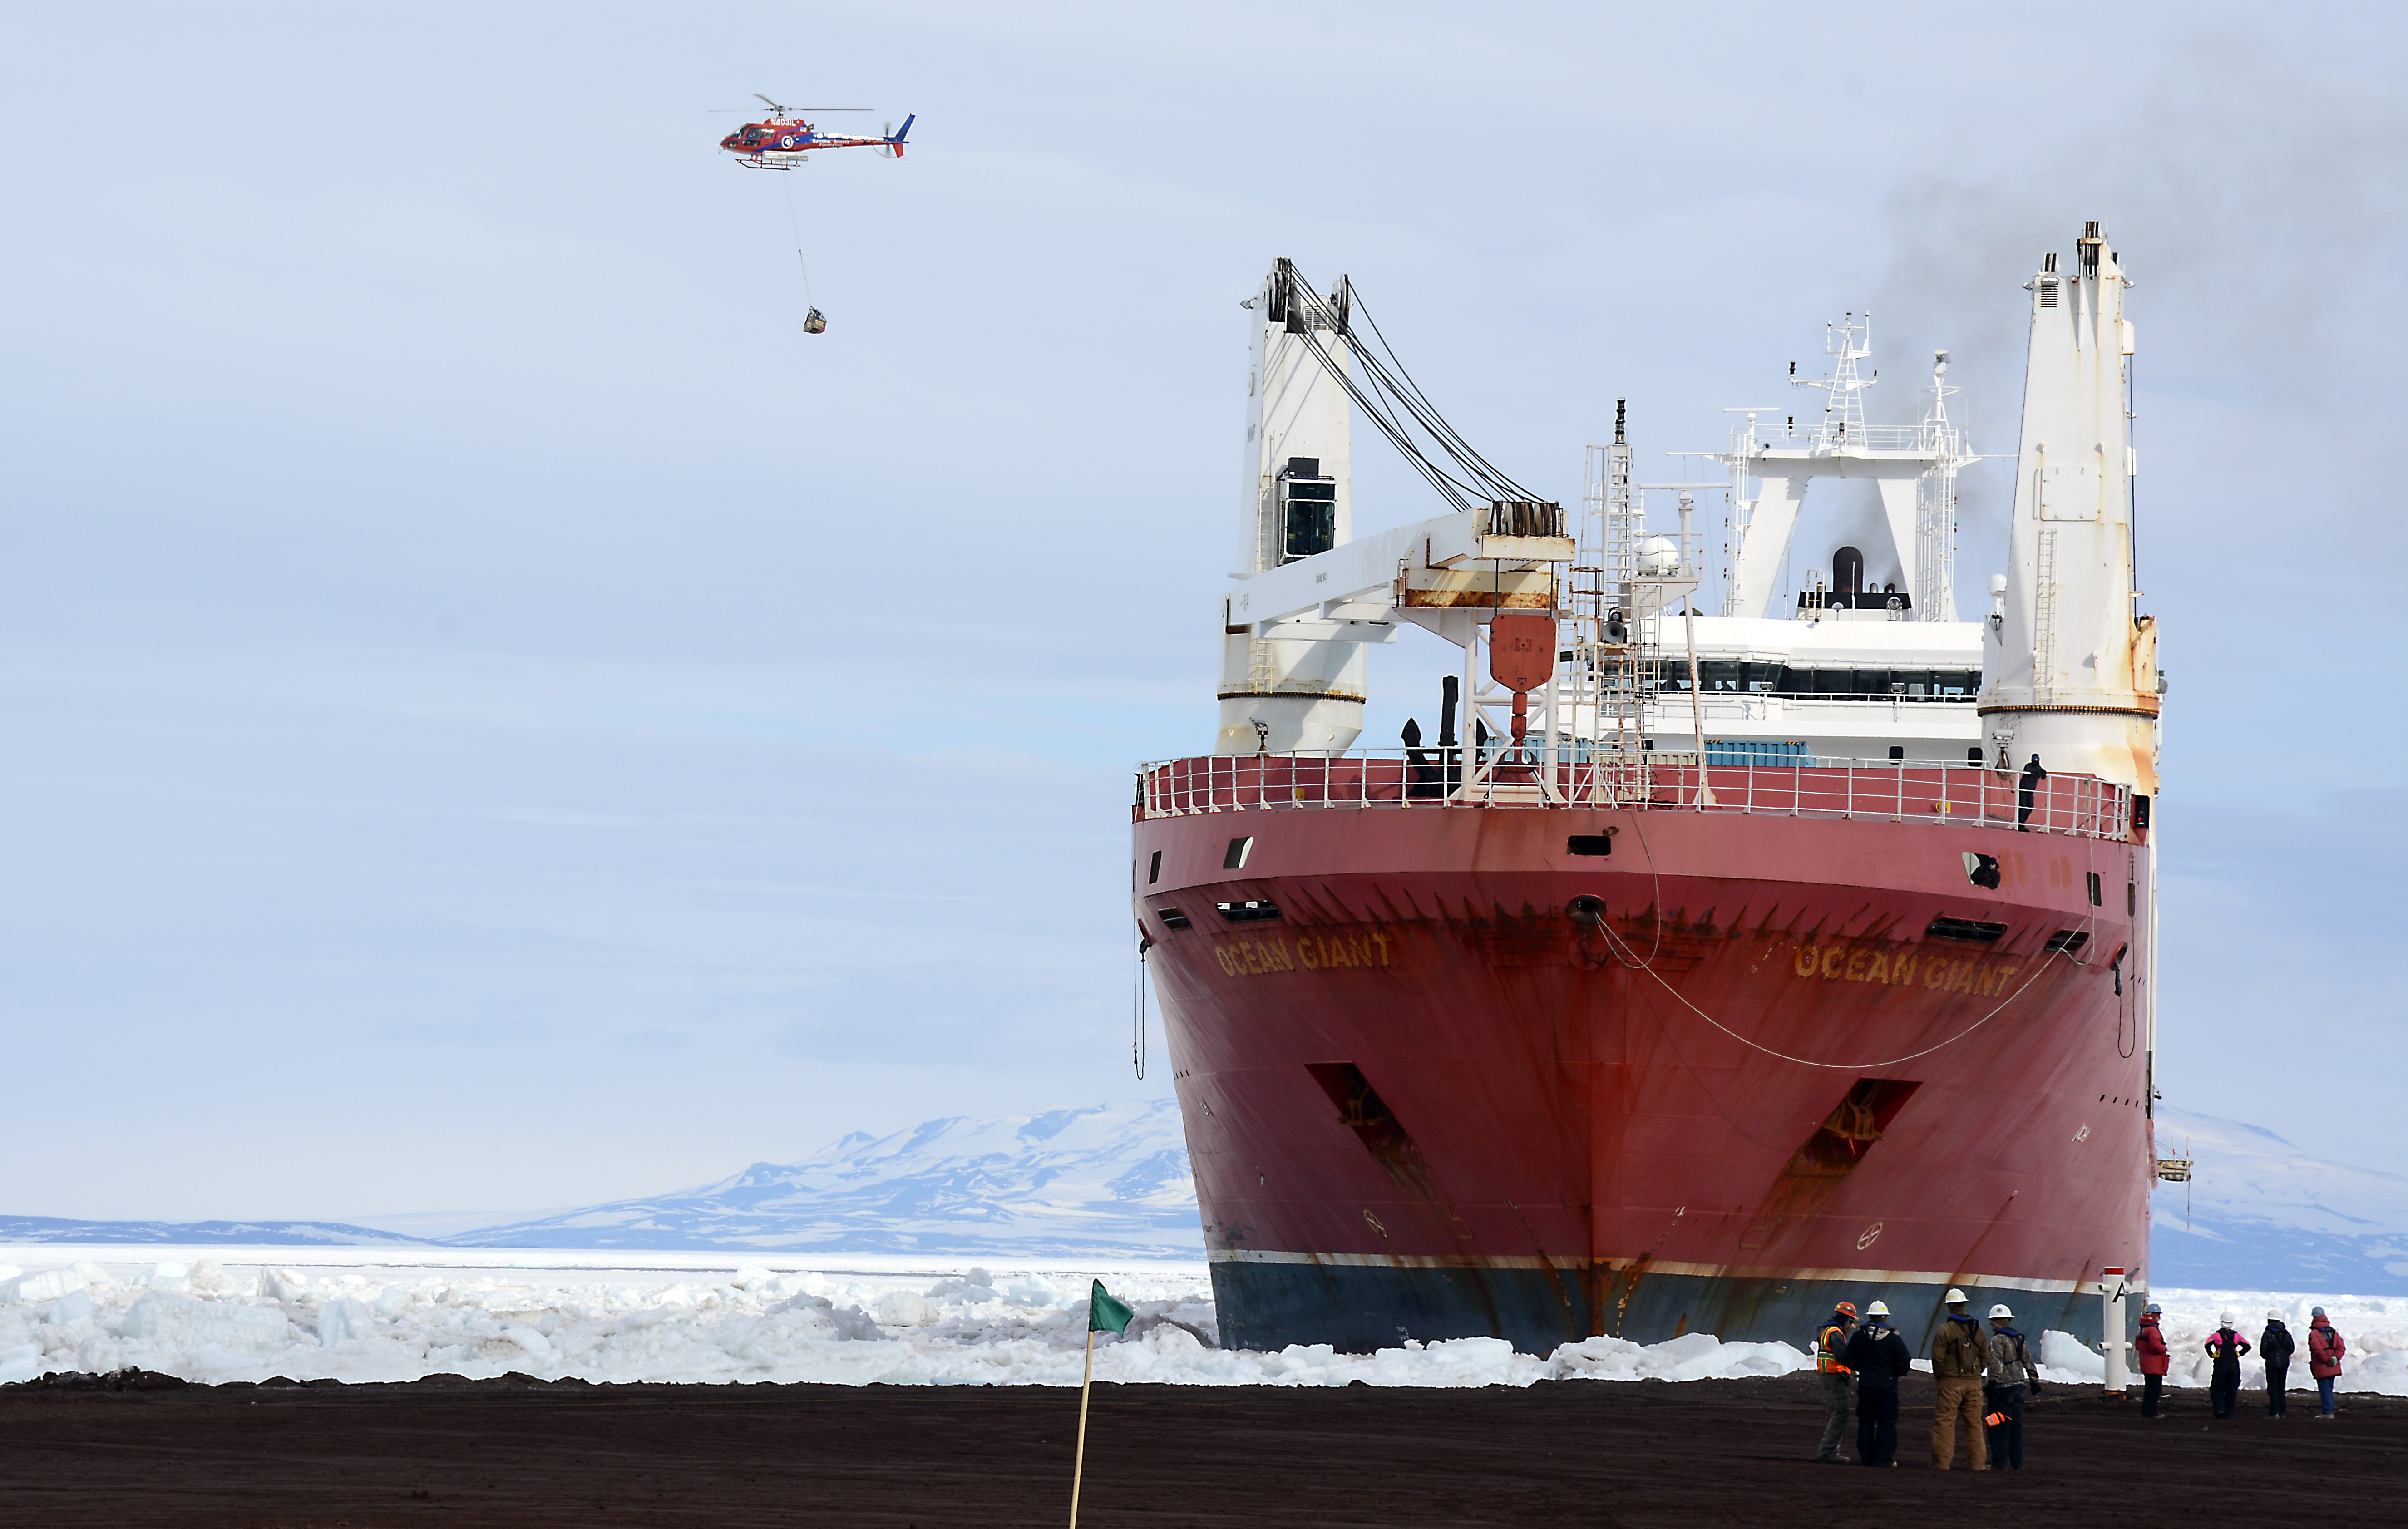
1637;536;1681;577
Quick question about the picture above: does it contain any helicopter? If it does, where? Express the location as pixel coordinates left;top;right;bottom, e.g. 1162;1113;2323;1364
719;94;914;169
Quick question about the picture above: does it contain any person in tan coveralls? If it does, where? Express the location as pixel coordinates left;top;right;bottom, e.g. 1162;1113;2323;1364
1928;1288;1990;1470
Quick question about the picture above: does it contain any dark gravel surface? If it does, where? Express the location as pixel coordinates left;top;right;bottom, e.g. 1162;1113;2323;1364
1;1368;2399;1527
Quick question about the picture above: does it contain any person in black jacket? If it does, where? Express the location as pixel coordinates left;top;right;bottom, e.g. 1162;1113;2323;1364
2261;1310;2297;1419
2206;1312;2252;1420
1840;1299;1916;1467
2016;754;2049;830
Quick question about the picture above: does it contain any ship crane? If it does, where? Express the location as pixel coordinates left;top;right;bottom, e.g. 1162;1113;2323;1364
1218;260;1615;799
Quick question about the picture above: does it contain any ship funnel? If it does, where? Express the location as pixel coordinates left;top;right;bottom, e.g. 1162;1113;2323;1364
1979;223;2161;793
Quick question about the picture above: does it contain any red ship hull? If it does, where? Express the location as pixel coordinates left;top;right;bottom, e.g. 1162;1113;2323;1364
1133;762;2155;1354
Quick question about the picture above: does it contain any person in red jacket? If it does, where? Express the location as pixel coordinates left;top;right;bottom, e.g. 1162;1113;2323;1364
2307;1307;2347;1419
2134;1302;2171;1418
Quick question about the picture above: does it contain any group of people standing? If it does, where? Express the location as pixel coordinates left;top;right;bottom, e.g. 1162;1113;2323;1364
1815;1290;2041;1469
2135;1302;2349;1420
1812;1294;2352;1468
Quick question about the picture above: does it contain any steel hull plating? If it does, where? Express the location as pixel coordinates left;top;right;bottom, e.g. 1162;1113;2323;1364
1135;801;2153;1354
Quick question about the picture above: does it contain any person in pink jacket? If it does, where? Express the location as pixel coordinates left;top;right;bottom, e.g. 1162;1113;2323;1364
2307;1307;2347;1418
2134;1302;2171;1418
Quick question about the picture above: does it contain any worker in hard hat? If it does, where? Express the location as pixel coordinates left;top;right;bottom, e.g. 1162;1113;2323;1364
2260;1309;2296;1419
1813;1300;1858;1463
1983;1303;2043;1469
1839;1299;1915;1467
1928;1287;1990;1470
2135;1302;2171;1418
2205;1312;2252;1420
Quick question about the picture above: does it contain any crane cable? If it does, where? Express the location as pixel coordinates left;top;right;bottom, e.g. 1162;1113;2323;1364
779;175;817;308
1278;266;1544;513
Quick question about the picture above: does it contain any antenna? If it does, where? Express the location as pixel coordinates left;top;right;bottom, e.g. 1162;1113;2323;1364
1913;347;1969;621
1791;311;1877;444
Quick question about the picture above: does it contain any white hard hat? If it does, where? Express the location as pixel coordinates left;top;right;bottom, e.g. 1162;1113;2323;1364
2221;1311;2238;1325
2268;1309;2283;1322
1989;1303;2014;1319
1944;1287;1968;1303
1865;1300;1890;1317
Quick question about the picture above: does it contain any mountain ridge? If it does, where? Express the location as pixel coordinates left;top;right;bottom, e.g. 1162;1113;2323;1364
4;1101;2401;1292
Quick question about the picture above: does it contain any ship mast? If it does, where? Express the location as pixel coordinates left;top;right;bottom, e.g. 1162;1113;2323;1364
1577;404;1655;753
1979;222;2161;793
1913;351;1965;621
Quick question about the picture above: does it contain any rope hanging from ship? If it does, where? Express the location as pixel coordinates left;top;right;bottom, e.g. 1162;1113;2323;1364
1589;806;2106;1070
1594;910;2097;1071
1132;928;1150;1081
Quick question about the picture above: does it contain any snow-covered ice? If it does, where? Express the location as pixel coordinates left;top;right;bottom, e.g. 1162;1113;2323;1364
0;1246;2399;1395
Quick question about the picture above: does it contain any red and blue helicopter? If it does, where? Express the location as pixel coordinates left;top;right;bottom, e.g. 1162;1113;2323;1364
719;94;914;170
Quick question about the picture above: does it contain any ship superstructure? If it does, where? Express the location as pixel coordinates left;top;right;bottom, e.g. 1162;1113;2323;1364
1135;228;2163;1357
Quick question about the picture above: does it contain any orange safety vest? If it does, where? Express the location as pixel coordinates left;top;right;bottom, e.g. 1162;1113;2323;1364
1817;1321;1853;1374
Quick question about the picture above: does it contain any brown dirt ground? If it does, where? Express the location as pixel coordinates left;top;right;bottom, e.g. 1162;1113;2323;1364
0;1368;2398;1528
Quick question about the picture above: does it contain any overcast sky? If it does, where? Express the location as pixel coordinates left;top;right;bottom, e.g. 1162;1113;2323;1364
2;2;2402;1222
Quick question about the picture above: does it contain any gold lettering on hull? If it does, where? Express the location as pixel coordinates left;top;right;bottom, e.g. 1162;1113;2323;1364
1788;941;2016;996
1216;927;1395;977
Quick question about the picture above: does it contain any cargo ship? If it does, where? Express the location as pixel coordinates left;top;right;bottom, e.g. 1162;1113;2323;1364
1132;225;2162;1355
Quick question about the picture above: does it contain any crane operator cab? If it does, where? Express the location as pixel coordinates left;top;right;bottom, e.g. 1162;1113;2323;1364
1278;457;1337;562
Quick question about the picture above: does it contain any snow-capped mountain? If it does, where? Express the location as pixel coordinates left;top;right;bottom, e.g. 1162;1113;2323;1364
444;1098;1202;1257
2148;1105;2408;1295
8;1100;2403;1291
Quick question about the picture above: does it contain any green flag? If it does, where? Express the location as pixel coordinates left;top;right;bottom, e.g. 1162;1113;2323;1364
1088;1279;1133;1336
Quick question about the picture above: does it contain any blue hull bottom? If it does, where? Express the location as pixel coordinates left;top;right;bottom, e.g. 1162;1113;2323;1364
1210;1259;2115;1356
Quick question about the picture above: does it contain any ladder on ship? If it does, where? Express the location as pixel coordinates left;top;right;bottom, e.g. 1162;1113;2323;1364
1575;411;1663;803
2033;528;2060;705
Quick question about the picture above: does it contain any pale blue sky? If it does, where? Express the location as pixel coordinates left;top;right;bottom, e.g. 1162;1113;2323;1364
1;2;2401;1220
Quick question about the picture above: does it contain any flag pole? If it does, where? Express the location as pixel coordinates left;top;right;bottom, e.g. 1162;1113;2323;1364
1069;1325;1095;1529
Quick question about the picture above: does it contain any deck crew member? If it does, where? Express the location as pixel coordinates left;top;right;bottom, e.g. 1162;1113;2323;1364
1983;1305;2042;1470
2016;753;2048;830
2205;1313;2252;1420
1814;1301;1857;1463
1840;1300;1914;1468
1929;1288;1990;1470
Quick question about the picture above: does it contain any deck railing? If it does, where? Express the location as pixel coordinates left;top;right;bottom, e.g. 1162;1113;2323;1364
1136;751;2133;842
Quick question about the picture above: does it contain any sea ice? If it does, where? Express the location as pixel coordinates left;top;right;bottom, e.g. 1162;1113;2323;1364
0;1250;2396;1396
0;1263;109;1305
